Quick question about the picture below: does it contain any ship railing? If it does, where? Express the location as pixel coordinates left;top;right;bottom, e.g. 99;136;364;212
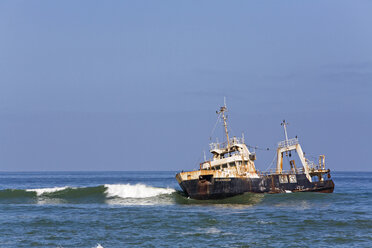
257;169;303;176
307;160;323;170
277;138;299;148
307;160;316;168
210;137;245;150
209;142;221;150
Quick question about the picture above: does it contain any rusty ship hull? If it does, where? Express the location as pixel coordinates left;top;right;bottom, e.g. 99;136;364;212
176;173;334;200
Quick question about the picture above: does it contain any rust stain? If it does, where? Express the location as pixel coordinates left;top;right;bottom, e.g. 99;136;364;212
271;175;275;193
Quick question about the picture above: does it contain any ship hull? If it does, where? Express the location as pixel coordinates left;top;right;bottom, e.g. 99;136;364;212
177;173;334;200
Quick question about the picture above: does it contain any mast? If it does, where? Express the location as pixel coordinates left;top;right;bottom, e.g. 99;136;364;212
217;98;230;148
281;120;289;145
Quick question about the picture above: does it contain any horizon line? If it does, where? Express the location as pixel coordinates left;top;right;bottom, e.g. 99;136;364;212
0;170;371;173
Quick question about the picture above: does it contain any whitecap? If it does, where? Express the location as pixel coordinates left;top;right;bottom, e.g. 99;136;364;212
26;186;70;196
104;183;175;199
204;227;222;234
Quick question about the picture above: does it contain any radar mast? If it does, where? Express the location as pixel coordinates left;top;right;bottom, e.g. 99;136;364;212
217;97;230;148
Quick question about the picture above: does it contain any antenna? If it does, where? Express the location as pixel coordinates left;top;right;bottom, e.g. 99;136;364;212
281;120;289;143
217;98;230;148
203;151;207;161
224;96;227;108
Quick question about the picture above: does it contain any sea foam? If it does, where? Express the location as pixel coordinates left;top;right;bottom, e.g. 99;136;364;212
26;186;70;196
104;183;175;198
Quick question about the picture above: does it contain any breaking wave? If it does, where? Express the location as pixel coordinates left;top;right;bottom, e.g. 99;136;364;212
26;186;70;196
0;184;176;204
105;184;175;198
0;184;269;206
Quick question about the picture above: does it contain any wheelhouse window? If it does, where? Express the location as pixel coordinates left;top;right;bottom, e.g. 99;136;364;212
229;162;236;167
222;164;228;169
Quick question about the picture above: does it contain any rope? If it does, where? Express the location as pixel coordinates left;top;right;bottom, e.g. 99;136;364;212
209;113;221;140
264;151;277;172
247;145;272;151
194;152;204;169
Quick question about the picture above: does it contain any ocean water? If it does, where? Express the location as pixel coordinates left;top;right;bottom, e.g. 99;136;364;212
0;171;371;247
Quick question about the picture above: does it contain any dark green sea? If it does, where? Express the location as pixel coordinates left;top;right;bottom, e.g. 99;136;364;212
0;171;371;247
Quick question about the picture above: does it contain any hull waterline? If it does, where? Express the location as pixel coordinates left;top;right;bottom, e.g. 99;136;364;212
177;173;334;200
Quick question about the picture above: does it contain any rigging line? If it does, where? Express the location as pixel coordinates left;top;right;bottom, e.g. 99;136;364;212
247;145;272;151
209;113;222;140
194;152;204;168
285;152;292;165
229;122;236;138
306;154;320;159
264;151;277;172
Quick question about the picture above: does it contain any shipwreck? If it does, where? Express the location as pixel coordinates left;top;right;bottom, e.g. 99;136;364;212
176;102;334;200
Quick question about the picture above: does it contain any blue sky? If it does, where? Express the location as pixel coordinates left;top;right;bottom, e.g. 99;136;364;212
0;0;371;171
